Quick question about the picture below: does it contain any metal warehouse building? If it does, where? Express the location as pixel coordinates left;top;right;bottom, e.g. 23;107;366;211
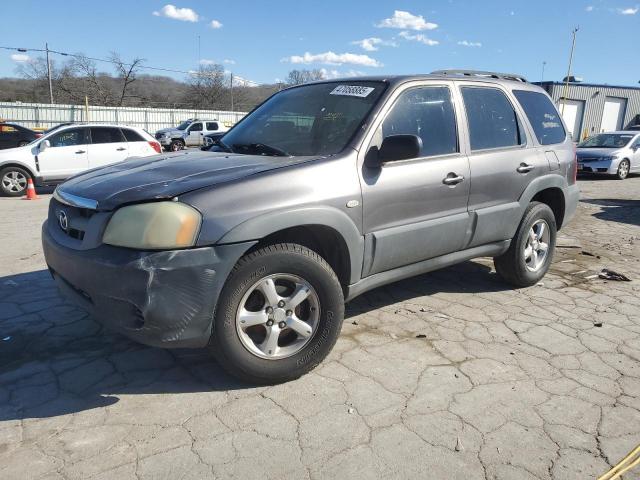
536;81;640;142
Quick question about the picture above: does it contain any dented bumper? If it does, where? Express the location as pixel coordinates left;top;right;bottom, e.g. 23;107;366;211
42;221;253;348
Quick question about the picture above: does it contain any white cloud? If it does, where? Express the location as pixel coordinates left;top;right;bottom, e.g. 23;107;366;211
351;37;397;51
377;10;437;31
319;68;366;79
199;59;217;65
152;4;199;22
457;40;482;47
10;53;31;63
618;6;638;14
209;19;223;28
399;31;439;46
283;51;383;67
585;5;594;11
223;59;236;65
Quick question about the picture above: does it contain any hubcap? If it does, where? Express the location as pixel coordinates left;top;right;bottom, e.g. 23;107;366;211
524;219;550;272
236;274;320;359
619;161;629;178
1;171;27;193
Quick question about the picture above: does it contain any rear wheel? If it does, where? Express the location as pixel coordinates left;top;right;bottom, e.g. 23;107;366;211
494;202;556;288
0;166;30;197
616;159;630;180
17;140;29;147
210;243;344;384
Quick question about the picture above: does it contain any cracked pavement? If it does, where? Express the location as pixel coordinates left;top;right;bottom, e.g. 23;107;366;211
0;177;639;479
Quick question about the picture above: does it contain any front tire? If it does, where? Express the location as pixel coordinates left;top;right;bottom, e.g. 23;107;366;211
494;202;556;288
169;139;184;152
210;243;344;384
616;159;630;180
0;166;30;197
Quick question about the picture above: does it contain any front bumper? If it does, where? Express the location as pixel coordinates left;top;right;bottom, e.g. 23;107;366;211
42;221;253;348
577;159;617;175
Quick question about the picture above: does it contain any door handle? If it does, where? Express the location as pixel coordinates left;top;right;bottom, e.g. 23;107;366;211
443;173;465;185
116;147;126;151
517;163;535;173
75;150;86;154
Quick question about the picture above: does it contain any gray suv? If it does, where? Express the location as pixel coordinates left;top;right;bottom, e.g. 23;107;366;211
42;71;579;384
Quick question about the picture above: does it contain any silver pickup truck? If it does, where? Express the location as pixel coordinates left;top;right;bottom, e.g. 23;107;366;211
155;118;229;151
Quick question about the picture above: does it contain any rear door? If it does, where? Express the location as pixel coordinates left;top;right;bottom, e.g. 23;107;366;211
185;122;204;146
359;82;471;276
458;84;544;247
88;127;129;168
38;127;89;179
121;128;152;157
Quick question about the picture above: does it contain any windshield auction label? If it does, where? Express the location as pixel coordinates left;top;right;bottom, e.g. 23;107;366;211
330;85;375;98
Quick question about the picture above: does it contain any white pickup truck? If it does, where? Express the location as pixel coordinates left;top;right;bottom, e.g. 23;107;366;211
155;119;229;151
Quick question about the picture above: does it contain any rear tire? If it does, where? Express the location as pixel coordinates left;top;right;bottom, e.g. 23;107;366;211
494;202;556;288
0;166;30;197
210;243;344;384
616;159;630;180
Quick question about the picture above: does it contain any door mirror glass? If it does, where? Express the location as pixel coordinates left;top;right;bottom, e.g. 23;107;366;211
379;134;422;163
40;139;51;152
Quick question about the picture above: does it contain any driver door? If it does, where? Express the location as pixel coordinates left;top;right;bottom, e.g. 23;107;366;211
38;127;89;180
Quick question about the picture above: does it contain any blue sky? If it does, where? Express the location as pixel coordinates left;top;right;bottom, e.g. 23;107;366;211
1;0;639;86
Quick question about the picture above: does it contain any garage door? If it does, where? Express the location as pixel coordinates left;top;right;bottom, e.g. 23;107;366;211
601;97;626;132
559;99;584;141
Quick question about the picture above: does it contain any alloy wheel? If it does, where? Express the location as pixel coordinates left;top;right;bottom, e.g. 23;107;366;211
524;219;550;272
1;171;27;193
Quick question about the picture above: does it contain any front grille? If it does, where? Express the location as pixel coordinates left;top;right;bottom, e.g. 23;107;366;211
49;198;95;243
578;157;601;163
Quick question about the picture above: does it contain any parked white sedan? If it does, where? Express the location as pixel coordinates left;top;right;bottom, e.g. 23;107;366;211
0;123;161;196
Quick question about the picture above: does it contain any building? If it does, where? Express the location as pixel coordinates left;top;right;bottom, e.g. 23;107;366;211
536;81;640;141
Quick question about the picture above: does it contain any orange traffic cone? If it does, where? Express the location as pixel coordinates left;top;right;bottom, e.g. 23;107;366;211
23;178;39;200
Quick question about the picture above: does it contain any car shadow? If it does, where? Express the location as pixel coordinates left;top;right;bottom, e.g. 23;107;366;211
0;260;508;422
580;198;640;227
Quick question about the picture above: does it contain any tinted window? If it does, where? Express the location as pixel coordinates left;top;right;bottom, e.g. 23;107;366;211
382;86;458;158
513;90;566;145
462;87;523;150
122;128;145;142
48;128;86;147
91;127;126;144
189;122;203;132
206;122;219;131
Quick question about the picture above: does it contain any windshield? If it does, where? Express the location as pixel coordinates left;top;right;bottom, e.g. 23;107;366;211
578;133;634;148
220;81;386;156
176;120;192;130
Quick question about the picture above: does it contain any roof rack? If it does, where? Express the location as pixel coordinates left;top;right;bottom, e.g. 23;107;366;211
431;70;528;83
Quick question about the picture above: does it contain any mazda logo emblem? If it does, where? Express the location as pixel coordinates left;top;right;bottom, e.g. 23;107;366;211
58;210;68;232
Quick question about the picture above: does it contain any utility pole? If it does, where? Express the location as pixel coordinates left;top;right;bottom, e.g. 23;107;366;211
197;35;201;66
230;73;234;111
541;61;547;82
45;42;54;104
561;27;579;115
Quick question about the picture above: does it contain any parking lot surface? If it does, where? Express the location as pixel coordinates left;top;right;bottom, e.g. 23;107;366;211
0;177;639;480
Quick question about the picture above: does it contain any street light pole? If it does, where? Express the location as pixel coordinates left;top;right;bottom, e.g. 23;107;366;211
230;73;234;111
561;27;579;116
541;61;547;82
45;42;54;104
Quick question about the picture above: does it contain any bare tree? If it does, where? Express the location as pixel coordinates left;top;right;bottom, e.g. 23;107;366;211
286;69;325;85
64;55;113;105
110;53;145;106
186;64;227;109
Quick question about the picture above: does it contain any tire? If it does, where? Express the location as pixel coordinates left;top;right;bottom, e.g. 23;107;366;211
494;202;557;288
169;139;184;152
210;243;344;384
17;141;29;147
0;166;30;197
616;159;630;180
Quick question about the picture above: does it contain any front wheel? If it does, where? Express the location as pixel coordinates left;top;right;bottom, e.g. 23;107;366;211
210;243;344;384
494;202;557;288
169;139;184;152
616;159;630;180
0;166;30;197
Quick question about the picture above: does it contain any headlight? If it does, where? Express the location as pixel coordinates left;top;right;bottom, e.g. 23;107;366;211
103;202;201;249
601;156;617;162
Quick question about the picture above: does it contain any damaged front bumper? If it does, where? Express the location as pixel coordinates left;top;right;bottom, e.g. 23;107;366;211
42;221;253;348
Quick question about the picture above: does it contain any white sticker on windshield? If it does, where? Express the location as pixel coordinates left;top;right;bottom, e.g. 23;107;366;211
330;85;375;98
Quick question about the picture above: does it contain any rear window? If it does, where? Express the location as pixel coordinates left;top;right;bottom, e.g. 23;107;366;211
513;90;566;145
91;127;126;144
122;128;145;142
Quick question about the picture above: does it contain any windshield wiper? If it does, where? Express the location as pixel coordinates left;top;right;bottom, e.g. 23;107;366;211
232;143;291;157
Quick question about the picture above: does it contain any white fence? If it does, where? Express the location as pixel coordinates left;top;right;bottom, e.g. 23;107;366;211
0;102;247;132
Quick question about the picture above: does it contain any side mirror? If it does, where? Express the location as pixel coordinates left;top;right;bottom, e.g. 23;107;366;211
39;139;51;152
378;134;422;163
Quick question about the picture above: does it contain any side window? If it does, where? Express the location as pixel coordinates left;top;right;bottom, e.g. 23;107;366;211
206;122;219;131
189;122;203;132
90;127;126;144
122;128;145;142
461;87;524;150
48;128;86;148
513;90;566;145
381;86;458;158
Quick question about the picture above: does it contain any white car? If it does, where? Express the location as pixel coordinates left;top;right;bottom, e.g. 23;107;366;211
0;123;161;196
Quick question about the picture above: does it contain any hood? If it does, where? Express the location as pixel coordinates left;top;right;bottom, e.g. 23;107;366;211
577;147;623;159
156;127;182;135
57;150;315;211
0;144;32;158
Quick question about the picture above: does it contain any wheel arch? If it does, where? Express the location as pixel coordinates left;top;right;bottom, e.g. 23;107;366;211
0;162;36;179
519;175;568;230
